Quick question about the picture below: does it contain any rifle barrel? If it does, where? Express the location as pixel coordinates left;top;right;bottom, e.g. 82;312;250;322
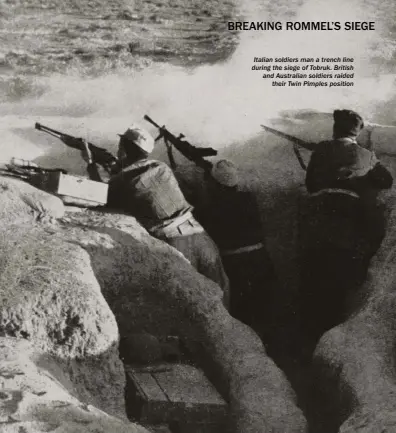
35;122;63;138
143;115;160;129
261;124;314;151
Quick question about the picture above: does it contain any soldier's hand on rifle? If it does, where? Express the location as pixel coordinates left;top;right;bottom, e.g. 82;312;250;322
80;139;94;165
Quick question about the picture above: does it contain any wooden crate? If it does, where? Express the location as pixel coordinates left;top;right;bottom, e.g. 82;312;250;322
34;171;108;205
125;364;227;426
170;421;229;433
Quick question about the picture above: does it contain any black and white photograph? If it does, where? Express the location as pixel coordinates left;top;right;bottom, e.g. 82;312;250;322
0;0;396;431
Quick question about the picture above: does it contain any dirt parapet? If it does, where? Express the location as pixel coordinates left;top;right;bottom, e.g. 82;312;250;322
0;336;149;433
0;183;126;419
58;207;308;433
0;176;65;224
312;193;396;432
0;177;307;432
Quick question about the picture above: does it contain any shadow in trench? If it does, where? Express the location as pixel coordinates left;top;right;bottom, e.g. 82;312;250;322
252;254;371;433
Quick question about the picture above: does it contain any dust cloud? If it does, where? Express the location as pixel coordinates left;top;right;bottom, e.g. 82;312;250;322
1;0;395;157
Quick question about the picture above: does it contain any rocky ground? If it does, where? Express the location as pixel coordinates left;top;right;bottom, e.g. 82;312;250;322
2;0;396;431
1;109;396;433
0;0;238;82
1;0;395;82
0;175;308;433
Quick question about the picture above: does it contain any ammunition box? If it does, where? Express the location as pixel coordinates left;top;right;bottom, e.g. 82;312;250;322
34;171;108;205
125;364;227;427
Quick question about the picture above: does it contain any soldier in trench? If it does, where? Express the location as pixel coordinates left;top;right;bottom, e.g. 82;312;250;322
80;125;230;310
299;109;393;349
193;159;278;339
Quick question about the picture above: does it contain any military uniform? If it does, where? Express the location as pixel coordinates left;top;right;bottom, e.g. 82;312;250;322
106;159;229;304
86;128;229;306
299;110;393;344
196;160;277;329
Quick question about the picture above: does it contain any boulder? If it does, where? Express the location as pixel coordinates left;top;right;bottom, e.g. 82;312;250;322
0;336;149;433
0;220;126;420
0;176;65;224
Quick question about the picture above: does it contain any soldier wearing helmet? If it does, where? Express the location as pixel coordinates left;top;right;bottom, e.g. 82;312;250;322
82;125;229;307
299;109;393;348
195;159;277;332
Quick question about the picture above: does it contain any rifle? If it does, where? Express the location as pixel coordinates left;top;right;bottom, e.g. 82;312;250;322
144;115;217;171
261;124;315;171
35;123;119;174
0;159;67;184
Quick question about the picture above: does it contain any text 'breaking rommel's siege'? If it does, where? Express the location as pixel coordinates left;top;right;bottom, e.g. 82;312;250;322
251;57;356;87
228;21;375;31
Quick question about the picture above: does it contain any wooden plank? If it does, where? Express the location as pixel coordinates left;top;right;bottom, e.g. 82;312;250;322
154;365;225;405
143;424;173;433
125;364;227;424
173;422;226;433
125;367;170;423
127;370;169;403
153;365;227;423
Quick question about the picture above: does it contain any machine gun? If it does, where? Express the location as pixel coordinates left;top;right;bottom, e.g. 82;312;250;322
144;115;217;171
35;123;119;174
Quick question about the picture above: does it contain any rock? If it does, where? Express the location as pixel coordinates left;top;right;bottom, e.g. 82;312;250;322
340;407;396;433
149;14;164;23
0;4;10;18
0;177;65;225
0;336;149;433
202;320;307;433
0;222;126;419
117;10;141;21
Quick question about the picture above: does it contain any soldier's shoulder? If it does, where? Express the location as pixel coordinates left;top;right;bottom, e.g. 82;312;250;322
142;158;168;169
314;139;333;147
127;158;169;174
146;159;175;177
235;188;257;206
310;140;332;155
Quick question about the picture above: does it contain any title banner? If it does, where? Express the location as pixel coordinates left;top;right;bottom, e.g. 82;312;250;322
228;21;375;31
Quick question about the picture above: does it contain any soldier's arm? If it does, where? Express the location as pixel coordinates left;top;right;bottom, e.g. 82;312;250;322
81;140;104;182
105;176;125;209
86;163;102;182
305;151;321;193
366;162;393;189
